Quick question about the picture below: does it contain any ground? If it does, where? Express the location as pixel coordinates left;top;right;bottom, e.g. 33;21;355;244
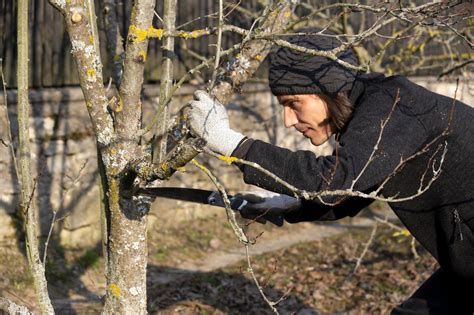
0;204;437;314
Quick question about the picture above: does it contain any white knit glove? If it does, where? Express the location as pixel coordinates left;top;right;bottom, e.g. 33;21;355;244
235;190;301;223
189;90;245;156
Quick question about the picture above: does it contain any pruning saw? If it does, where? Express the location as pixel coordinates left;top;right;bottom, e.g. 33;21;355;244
137;187;284;226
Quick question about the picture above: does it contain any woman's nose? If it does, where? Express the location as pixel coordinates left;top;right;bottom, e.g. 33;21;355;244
284;106;298;128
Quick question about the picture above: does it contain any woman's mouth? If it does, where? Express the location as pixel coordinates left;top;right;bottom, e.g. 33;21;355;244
296;127;310;136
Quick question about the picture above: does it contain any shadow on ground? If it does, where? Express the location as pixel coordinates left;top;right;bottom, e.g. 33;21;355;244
47;262;316;314
147;265;317;315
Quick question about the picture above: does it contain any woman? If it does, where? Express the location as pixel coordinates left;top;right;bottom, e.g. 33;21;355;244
189;30;474;314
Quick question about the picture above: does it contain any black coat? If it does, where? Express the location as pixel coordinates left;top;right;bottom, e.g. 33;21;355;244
233;74;474;280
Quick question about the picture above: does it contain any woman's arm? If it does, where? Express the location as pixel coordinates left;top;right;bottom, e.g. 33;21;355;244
236;90;429;207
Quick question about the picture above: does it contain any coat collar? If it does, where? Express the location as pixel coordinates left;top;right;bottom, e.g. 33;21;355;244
349;72;385;105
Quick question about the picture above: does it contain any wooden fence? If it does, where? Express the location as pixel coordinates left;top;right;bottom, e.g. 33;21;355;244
1;1;470;88
0;0;261;88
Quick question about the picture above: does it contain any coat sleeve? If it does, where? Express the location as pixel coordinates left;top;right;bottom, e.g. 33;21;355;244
284;197;374;222
238;89;429;221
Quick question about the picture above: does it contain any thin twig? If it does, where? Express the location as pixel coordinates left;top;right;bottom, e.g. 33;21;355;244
350;90;401;190
209;0;224;89
411;237;420;259
245;245;280;314
350;221;378;276
191;159;249;244
139;43;241;136
43;160;88;264
0;58;19;180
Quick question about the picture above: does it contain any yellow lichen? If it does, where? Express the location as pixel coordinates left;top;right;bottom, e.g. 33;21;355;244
254;55;264;61
113;54;122;62
284;11;292;18
86;102;93;108
161;162;170;172
89;35;94;44
191;159;206;171
147;27;163;40
418;42;426;53
109;179;120;210
176;166;186;173
393;229;411;238
115;96;123;113
138;50;147;62
218;155;238;165
428;29;440;38
128;25;148;43
86;69;96;77
179;31;190;39
109;283;121;297
190;29;208;38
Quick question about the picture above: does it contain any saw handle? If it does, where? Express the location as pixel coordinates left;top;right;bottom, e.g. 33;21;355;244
208;191;284;227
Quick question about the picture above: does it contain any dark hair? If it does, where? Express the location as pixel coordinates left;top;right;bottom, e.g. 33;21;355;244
319;91;354;132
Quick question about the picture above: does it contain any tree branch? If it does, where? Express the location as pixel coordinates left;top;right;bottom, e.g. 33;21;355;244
116;0;156;139
101;0;126;87
18;0;54;312
152;0;177;164
49;0;114;147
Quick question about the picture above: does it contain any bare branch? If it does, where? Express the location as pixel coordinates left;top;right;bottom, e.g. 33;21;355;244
212;1;294;103
18;0;54;312
350;221;378;276
43;160;89;264
49;0;114;147
191;159;249;244
101;0;126;87
0;59;19;181
350;90;401;190
135;137;205;182
209;0;224;89
190;158;284;313
115;0;156;139
140;43;241;136
245;245;279;314
152;0;177;164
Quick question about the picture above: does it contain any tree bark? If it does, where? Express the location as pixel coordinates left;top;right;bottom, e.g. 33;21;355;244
48;1;154;313
153;0;177;164
17;0;55;313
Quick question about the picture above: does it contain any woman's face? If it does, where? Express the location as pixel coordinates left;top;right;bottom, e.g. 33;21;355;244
277;94;335;146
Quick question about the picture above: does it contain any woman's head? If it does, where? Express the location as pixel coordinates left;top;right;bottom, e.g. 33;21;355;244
268;28;358;144
268;28;359;96
277;91;353;145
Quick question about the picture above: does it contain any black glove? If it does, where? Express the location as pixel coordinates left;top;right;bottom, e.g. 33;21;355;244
234;190;301;225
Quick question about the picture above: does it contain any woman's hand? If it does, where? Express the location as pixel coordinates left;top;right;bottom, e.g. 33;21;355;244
189;90;244;156
235;190;301;224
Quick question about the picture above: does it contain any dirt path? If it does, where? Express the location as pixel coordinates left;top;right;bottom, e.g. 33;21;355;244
148;218;376;285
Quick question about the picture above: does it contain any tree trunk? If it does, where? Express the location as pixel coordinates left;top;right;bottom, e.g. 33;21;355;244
102;176;148;314
48;1;155;313
17;0;55;313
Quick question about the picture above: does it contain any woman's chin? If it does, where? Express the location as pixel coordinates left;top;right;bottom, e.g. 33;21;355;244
309;134;330;146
